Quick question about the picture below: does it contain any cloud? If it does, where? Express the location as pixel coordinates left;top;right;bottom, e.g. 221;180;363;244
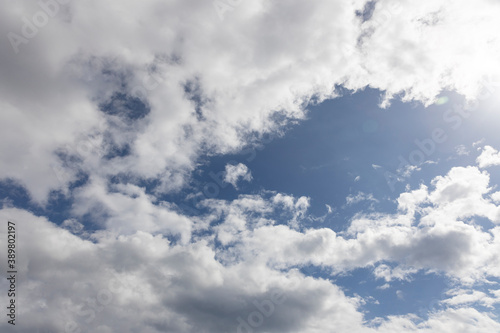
71;177;194;243
2;150;500;333
224;163;253;189
0;207;370;333
61;218;86;236
212;163;500;284
374;264;418;282
345;191;379;206
2;1;500;332
373;308;500;332
491;191;500;204
398;164;421;178
473;139;486;147
2;0;500;203
3;171;500;332
455;144;470;156
443;289;500;309
477;145;500;168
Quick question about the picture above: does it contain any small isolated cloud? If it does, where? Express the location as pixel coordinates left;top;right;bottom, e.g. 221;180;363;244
345;192;378;206
354;176;361;182
477;146;500;168
224;163;252;189
308;204;335;224
455;144;470;156
473;139;486;147
377;283;391;290
398;164;422;178
398;160;437;179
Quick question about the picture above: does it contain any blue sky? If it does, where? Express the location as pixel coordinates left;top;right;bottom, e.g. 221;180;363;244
161;86;500;322
2;1;500;333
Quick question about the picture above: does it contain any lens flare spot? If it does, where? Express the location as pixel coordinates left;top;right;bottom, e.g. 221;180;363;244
435;96;449;105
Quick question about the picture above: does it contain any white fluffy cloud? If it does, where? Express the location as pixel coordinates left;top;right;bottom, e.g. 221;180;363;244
224;163;253;189
70;177;194;243
2;150;500;332
2;194;500;332
1;0;500;202
443;289;500;309
477;145;500;168
2;1;500;332
226;164;500;284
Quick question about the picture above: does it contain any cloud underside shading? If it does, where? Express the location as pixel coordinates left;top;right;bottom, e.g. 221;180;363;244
2;159;500;332
1;0;500;332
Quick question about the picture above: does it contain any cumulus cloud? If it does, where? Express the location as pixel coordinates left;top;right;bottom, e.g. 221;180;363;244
477;145;500;168
224;163;252;189
2;1;500;332
2;152;500;333
71;177;194;243
3;157;500;332
203;163;500;286
443;289;500;309
2;191;500;333
1;0;500;203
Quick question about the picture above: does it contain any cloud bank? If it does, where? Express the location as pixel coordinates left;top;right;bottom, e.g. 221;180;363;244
1;0;500;332
2;152;500;332
1;0;500;202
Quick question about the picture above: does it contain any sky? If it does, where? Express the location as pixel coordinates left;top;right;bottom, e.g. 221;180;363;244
1;0;500;332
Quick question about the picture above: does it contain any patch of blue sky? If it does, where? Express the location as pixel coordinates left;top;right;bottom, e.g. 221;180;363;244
333;267;451;322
